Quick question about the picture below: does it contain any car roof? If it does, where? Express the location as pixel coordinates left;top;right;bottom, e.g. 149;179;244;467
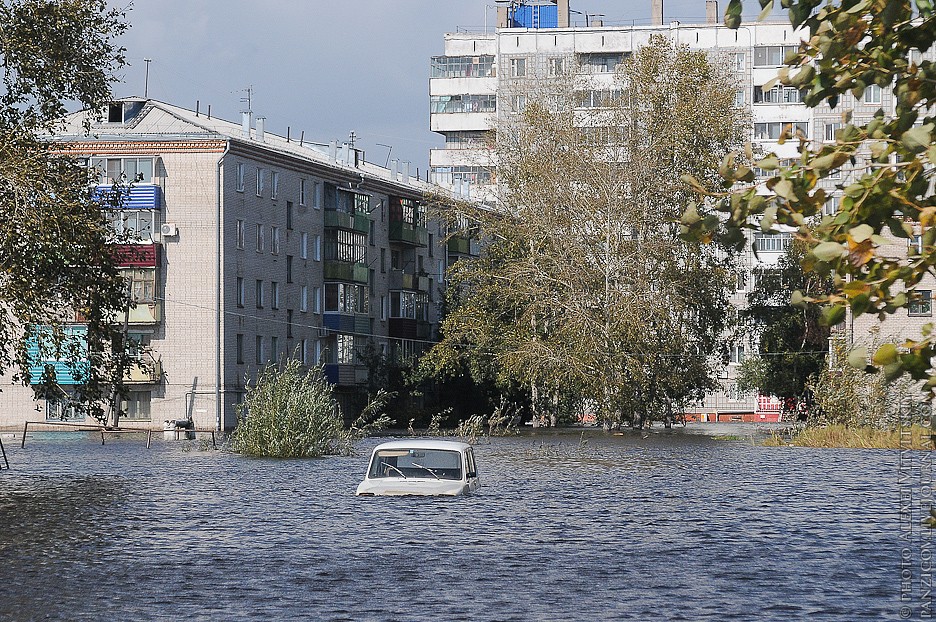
370;439;473;453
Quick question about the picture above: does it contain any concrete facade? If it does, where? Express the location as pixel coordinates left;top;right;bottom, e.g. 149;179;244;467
0;99;451;431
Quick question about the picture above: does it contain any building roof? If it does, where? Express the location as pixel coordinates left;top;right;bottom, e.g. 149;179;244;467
50;98;441;196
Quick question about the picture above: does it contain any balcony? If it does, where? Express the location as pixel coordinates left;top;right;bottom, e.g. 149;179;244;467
124;357;163;384
323;364;369;386
323;261;369;284
389;221;429;247
324;210;370;234
112;244;160;268
388;318;431;340
93;184;162;211
115;301;162;325
447;237;479;257
323;313;371;334
388;271;431;292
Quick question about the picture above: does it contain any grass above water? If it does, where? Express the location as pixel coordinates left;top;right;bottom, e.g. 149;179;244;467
764;424;935;449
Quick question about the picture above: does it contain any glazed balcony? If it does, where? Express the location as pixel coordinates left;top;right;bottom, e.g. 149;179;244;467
324;210;370;234
389;222;429;247
323;261;369;284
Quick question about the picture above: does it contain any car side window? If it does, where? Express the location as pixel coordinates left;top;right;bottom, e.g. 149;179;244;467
466;449;477;478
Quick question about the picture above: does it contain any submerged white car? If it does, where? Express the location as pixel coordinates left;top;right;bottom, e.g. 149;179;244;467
356;439;480;496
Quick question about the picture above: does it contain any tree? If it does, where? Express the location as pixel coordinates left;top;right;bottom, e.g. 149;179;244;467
425;35;748;428
684;0;936;388
735;239;833;414
0;1;130;422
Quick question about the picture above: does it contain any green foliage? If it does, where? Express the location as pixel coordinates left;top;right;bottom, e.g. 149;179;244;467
425;35;747;427
686;0;936;391
736;240;832;405
232;361;344;458
0;0;130;422
232;359;394;458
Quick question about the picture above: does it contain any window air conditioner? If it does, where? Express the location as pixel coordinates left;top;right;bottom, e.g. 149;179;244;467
160;223;178;237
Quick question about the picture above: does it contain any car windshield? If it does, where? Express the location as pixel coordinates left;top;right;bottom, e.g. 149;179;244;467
368;448;463;480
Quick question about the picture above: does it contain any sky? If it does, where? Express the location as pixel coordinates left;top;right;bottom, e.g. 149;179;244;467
112;1;775;174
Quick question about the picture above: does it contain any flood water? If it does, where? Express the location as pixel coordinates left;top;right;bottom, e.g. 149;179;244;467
0;427;910;620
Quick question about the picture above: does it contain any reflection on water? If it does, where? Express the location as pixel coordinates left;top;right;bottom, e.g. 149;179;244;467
0;429;896;620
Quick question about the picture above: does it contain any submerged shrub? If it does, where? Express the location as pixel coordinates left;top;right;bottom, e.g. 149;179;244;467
231;360;395;458
232;361;344;458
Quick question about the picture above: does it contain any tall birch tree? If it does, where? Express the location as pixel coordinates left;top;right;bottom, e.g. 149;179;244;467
426;35;748;427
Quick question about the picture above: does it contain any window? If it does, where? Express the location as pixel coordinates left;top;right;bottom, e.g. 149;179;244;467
380;295;387;320
314;287;322;314
734;52;745;71
256;280;264;308
754;85;806;104
122;391;151;421
235;219;245;249
324;230;367;263
126;268;156;303
336;334;355;365
428;233;434;257
754;122;808;140
823;195;841;216
313;181;322;209
548;57;565;76
271;171;279;199
909;291;932;317
863;84;882;104
512;94;527;112
271;226;280;255
509;57;526;77
236;277;245;307
256;224;264;252
754;232;793;252
286;201;293;230
236;163;245;191
299;179;307;206
286;255;293;283
578;53;624;73
753;45;799;67
910;235;924;255
734;89;745;108
287;310;293;339
236;334;244;364
301;339;308;365
380;248;386;273
256;335;264;365
46;395;85;422
314;234;322;261
271;281;280;310
105;210;155;242
300;285;308;312
824;122;842;142
729;343;745;364
325;282;369;314
430;55;496;78
91;157;154;184
430;94;497;114
390;290;429;321
256;167;264;196
444;131;488;149
300;232;308;259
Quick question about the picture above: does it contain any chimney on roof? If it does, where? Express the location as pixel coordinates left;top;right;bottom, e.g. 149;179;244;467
256;116;266;143
241;111;251;139
390;159;399;181
329;140;338;162
706;0;718;24
557;0;570;27
402;161;411;185
652;0;663;25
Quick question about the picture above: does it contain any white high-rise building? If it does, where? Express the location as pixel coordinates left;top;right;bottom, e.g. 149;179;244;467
429;1;927;420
